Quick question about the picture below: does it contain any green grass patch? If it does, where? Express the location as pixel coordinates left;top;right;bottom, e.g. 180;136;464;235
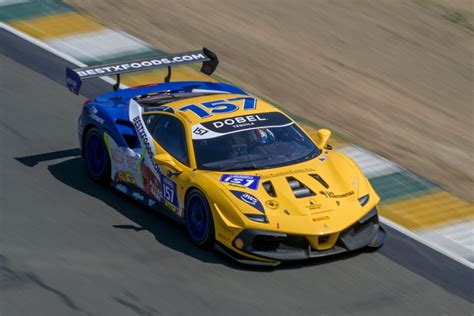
415;0;474;32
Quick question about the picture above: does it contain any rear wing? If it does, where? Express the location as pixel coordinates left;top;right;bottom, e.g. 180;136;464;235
66;48;218;94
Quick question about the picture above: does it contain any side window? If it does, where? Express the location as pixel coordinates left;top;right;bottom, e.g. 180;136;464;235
144;114;189;166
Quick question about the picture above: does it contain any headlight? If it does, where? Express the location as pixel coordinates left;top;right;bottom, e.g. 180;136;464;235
358;194;369;206
244;214;269;223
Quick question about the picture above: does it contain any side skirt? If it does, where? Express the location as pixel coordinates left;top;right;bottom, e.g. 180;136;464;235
111;181;185;224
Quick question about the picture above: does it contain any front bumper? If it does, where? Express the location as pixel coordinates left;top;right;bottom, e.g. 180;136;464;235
216;207;386;265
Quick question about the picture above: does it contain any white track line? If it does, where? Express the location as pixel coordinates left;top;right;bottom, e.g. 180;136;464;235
2;22;472;269
339;145;401;178
0;0;29;6
46;29;150;62
380;218;473;269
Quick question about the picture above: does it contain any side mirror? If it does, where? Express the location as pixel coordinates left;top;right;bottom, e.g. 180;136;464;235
316;129;332;149
153;153;183;175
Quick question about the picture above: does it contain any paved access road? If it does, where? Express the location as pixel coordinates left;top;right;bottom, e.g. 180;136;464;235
1;30;473;315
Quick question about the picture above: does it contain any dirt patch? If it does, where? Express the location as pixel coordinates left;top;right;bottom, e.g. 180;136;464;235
67;0;474;201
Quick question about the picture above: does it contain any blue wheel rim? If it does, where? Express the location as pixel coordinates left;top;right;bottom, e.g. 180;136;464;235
187;196;209;242
86;132;106;177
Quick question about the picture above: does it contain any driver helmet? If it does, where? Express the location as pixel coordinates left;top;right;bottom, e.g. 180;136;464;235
253;128;275;145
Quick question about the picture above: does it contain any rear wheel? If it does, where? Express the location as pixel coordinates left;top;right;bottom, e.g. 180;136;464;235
185;189;215;248
84;128;111;184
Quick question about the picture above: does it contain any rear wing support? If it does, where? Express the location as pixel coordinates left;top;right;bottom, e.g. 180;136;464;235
113;73;121;91
66;48;218;95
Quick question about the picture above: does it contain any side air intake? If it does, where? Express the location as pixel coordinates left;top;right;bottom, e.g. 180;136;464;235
262;181;277;197
116;119;139;148
286;177;315;198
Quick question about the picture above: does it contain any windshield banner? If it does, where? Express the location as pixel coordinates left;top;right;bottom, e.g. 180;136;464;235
191;112;293;140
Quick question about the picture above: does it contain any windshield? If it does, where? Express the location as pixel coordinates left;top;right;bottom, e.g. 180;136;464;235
192;112;321;171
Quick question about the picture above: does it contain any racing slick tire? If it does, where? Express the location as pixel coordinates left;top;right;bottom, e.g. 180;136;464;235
185;189;215;248
84;128;111;184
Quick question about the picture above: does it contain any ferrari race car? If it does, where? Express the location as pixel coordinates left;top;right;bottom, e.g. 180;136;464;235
66;48;385;266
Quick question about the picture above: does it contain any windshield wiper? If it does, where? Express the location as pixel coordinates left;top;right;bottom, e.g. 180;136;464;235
220;165;259;171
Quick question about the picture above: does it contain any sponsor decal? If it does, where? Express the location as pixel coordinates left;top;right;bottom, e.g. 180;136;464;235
131;191;145;201
318;152;328;162
164;200;177;212
312;215;330;222
104;133;141;190
211;114;267;129
230;190;265;213
132;115;160;175
220;174;260;190
265;200;279;209
192;126;209;137
88;106;104;124
114;170;136;184
261;168;316;179
148;199;156;207
110;148;139;172
161;175;178;209
142;164;161;201
76;53;208;79
115;183;128;194
306;199;322;210
191;112;293;140
319;190;355;199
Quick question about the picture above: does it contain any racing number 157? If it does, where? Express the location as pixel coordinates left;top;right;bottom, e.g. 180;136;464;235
223;176;255;188
180;97;256;118
163;184;174;203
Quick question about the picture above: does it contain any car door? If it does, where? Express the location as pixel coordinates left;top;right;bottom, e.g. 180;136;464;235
142;113;191;217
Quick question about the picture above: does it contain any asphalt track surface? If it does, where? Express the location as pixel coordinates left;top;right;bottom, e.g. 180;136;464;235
1;29;473;315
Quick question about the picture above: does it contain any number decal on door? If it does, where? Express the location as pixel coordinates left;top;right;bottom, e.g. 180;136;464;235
160;174;178;210
163;185;174;202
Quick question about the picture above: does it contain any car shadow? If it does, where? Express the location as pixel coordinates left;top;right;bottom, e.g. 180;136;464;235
16;149;363;271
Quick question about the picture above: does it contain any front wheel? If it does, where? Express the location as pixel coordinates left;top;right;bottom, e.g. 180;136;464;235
185;189;215;248
84;128;111;184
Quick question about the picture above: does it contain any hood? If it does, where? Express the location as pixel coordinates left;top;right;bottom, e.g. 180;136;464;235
204;150;373;219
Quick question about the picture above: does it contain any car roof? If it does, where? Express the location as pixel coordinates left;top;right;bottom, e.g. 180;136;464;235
143;93;284;125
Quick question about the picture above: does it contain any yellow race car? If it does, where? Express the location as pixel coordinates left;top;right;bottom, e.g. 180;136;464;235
68;49;385;266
